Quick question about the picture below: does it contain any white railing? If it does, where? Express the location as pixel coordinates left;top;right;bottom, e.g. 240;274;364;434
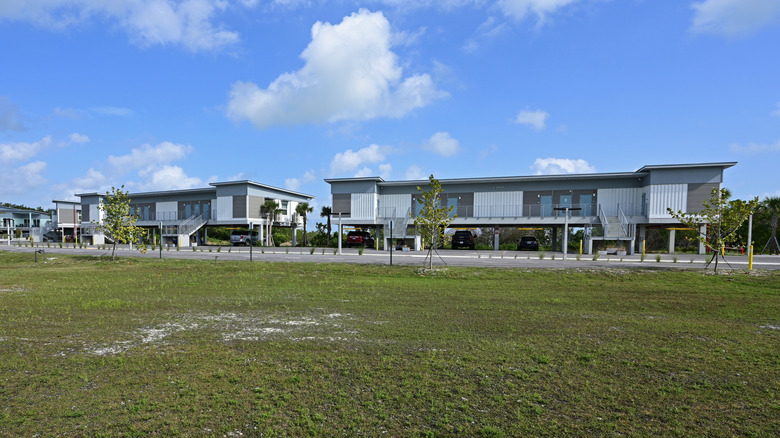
617;204;633;238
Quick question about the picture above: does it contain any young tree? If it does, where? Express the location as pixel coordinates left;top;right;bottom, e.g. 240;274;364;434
415;174;456;269
320;206;332;247
295;202;314;246
97;185;144;261
260;199;280;246
759;196;780;254
668;187;758;271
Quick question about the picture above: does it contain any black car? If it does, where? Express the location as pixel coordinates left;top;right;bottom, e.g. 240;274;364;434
346;231;374;248
517;236;540;251
451;230;475;250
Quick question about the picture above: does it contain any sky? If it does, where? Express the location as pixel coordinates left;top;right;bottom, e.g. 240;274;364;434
2;0;780;215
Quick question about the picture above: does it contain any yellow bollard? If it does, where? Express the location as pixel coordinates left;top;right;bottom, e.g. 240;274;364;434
642;239;646;256
579;240;583;256
749;245;753;271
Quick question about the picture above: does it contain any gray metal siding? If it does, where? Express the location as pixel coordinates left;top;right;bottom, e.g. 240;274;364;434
233;195;247;218
248;196;264;218
648;184;687;218
333;194;351;216
351;193;376;219
687;183;718;213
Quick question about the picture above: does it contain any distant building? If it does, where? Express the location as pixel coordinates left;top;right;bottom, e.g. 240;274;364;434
75;181;314;246
0;206;52;241
325;162;736;254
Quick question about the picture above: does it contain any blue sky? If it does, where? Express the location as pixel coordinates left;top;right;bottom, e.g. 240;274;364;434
2;0;779;213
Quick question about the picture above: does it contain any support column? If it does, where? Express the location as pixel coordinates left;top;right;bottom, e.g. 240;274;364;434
638;224;646;254
494;227;500;251
668;229;676;254
551;226;558;252
699;224;707;254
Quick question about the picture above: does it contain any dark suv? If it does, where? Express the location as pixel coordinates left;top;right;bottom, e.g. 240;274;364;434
346;230;374;248
517;236;540;251
451;230;475;250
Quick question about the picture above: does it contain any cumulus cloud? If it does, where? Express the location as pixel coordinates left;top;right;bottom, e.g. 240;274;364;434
531;158;595;175
404;164;426;180
285;170;316;191
772;102;780;118
329;144;392;175
379;163;392;180
423;132;461;157
136;164;203;191
227;9;446;129
690;0;780;37
729;139;780;155
0;0;241;52
514;109;549;130
497;0;581;24
69;133;90;144
0;161;47;195
0;136;52;164
0;96;26;131
108;142;193;170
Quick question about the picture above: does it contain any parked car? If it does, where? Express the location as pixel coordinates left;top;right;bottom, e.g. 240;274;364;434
451;230;475;250
517;236;540;251
346;230;374;248
230;229;259;246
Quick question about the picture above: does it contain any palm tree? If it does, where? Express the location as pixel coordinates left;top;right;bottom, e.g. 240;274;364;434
295;202;314;247
760;196;780;254
260;199;279;247
320;206;332;246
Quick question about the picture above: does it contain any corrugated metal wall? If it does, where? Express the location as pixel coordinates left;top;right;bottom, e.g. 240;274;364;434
350;193;377;219
216;197;232;221
378;194;411;218
687;183;718;213
647;184;687;218
474;191;523;217
597;188;643;216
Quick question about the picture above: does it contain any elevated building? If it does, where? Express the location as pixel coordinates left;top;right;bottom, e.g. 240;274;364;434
325;162;736;254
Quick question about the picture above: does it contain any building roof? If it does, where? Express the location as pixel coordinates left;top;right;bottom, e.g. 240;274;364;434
76;180;315;200
635;162;737;172
325;162;738;187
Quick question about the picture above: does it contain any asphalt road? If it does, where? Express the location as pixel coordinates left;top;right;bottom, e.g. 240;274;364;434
3;243;780;271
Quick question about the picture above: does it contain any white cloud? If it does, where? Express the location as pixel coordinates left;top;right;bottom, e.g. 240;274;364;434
92;106;134;117
0;136;52;164
404;164;426;180
0;161;47;195
423;131;461;157
0;96;26;132
108;142;192;170
531;158;595;175
69;133;90;144
730;139;780;155
772;102;780;117
497;0;581;24
226;9;446;129
515;109;549;130
285;170;316;191
137;164;203;191
354;167;374;177
0;0;240;52
329;144;392;175
53;168;109;197
690;0;780;37
379;163;392;180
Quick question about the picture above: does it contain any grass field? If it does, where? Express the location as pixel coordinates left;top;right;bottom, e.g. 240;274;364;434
0;251;778;437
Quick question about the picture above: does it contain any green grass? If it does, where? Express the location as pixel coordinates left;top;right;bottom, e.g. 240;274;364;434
1;251;779;436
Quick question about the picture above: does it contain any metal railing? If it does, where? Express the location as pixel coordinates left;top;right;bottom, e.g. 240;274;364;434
380;203;598;220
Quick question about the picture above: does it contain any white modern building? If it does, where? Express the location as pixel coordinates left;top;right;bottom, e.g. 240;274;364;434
325;162;737;254
75;181;314;246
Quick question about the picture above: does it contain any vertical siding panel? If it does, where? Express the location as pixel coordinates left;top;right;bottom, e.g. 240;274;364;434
378;194;411;217
474;191;522;217
351;193;376;219
597;188;642;216
648;184;687;218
